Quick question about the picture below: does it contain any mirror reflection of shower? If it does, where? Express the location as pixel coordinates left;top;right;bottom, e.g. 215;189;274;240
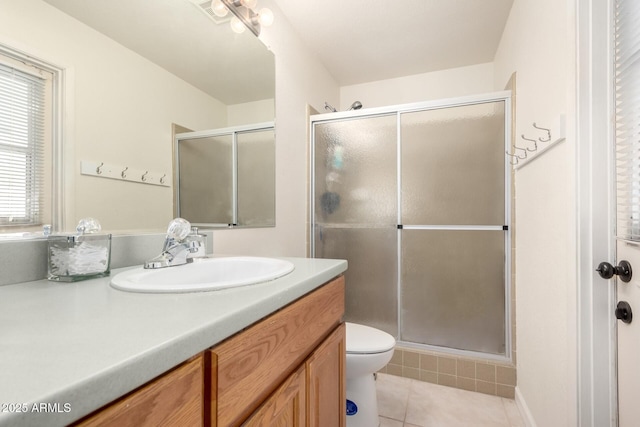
324;101;363;112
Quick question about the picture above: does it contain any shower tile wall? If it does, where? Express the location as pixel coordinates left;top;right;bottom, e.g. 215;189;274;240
379;348;517;399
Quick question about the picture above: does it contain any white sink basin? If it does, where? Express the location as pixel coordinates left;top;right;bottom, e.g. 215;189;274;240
110;256;295;293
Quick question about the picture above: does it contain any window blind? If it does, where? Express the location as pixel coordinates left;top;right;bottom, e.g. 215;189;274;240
0;62;46;226
615;0;640;240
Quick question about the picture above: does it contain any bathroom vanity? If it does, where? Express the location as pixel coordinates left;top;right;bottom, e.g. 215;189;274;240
0;257;347;427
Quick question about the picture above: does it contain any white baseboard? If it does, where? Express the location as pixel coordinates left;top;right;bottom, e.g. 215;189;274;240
515;386;537;427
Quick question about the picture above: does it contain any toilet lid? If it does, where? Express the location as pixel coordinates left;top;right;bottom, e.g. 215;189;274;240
346;322;396;354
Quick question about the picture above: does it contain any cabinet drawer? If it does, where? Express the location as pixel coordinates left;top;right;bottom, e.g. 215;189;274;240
209;276;345;426
74;355;203;427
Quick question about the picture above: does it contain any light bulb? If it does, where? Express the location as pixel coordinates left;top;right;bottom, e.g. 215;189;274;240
241;0;257;9
258;8;274;26
230;16;246;33
211;0;228;17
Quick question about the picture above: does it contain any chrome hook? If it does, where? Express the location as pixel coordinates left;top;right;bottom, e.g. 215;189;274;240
512;145;528;158
96;162;104;175
532;122;551;142
521;134;538;151
505;151;520;165
121;166;128;179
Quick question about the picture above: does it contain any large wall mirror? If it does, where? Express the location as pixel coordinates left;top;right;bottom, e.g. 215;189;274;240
0;0;275;234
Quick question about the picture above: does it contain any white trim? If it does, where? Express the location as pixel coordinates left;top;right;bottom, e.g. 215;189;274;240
576;0;617;425
59;67;74;232
515;386;538;427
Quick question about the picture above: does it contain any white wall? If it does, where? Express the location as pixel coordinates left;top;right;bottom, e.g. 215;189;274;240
227;99;274;126
493;0;577;425
208;0;340;257
339;62;495;109
0;0;227;232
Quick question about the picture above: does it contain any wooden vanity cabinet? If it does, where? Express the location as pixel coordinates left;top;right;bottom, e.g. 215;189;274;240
306;322;346;427
238;323;346;427
208;275;345;427
74;355;204;427
73;276;345;427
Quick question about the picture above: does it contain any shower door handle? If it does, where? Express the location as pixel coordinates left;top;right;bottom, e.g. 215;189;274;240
596;260;632;282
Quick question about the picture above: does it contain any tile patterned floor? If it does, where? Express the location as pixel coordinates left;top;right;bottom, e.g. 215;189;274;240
376;373;525;427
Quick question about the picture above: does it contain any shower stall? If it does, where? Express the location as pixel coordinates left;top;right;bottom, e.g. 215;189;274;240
310;92;511;360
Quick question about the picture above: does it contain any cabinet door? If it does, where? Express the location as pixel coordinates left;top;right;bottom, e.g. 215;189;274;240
306;323;346;427
74;355;203;427
210;277;345;426
242;365;306;427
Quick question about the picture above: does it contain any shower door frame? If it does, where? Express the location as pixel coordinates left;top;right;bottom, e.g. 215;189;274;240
309;91;513;362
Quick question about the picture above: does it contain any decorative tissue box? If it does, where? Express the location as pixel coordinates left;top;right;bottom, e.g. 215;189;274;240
47;234;112;282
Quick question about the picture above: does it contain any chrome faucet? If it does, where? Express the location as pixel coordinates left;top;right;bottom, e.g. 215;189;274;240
144;218;202;269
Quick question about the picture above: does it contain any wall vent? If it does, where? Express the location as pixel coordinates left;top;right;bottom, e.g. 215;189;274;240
188;0;233;25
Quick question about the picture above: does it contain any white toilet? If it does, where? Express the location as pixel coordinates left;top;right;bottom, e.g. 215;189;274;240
346;322;396;427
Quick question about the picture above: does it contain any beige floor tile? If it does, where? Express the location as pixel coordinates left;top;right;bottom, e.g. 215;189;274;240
376;373;411;421
376;373;525;427
379;416;403;427
404;379;510;427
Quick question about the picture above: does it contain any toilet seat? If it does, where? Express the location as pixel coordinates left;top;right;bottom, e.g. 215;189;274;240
346;322;396;354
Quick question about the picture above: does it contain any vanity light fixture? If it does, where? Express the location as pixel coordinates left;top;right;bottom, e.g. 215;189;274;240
211;0;274;36
210;0;229;17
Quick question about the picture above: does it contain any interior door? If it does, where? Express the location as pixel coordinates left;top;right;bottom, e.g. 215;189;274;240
613;242;640;426
607;0;640;423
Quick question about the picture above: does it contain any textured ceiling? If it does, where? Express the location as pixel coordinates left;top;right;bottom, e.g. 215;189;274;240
273;0;514;85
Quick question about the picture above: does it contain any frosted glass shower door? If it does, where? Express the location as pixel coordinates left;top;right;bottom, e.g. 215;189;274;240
313;115;398;335
178;134;233;225
400;102;507;355
237;129;275;226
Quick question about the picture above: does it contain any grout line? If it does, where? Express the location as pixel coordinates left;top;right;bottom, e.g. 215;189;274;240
402;378;413;424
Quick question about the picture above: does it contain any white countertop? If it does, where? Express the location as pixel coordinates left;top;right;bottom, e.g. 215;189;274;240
0;256;347;427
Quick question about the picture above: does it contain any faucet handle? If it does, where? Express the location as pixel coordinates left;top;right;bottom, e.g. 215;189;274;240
145;218;197;269
166;218;191;242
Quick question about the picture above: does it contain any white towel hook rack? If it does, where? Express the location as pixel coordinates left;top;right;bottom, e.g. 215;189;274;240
511;115;567;170
81;160;170;187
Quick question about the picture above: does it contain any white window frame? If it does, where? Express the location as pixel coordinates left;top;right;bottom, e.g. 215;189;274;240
0;42;67;236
